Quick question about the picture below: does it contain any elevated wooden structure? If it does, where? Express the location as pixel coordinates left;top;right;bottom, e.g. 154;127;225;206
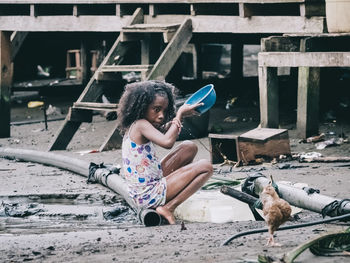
258;33;350;138
0;0;325;33
0;0;328;145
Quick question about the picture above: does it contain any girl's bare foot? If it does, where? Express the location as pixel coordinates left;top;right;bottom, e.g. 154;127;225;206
156;206;176;224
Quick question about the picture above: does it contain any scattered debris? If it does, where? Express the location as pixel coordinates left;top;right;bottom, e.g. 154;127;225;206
0;202;45;217
276;163;307;169
103;206;129;220
75;149;100;155
180;221;187;231
300;156;350;163
298;152;323;162
315;137;345;149
46;105;62;116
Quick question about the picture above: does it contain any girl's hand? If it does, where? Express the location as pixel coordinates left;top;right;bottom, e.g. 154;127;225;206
177;102;203;119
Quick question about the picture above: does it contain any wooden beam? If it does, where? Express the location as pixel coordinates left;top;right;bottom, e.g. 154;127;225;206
147;18;192;80
99;122;123;152
258;52;350;67
258;66;279;128
0;1;307;3
73;102;118;111
297;67;320;138
0;31;11;138
239;3;253;17
261;36;301;52
0;15;325;33
10;31;28;61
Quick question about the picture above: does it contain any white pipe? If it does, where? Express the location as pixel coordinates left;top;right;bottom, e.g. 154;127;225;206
253;176;350;216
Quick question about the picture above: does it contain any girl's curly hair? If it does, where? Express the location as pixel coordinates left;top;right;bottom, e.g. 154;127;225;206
116;80;178;135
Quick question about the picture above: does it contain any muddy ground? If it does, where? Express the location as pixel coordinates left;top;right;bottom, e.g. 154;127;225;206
0;98;350;263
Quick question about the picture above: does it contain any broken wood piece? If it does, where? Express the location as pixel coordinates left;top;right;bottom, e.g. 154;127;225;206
238;128;291;162
300;156;350;163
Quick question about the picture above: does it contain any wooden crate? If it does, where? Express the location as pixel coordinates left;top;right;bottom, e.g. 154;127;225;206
237;128;291;162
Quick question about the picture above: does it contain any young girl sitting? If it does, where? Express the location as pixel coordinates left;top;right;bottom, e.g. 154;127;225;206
116;80;213;225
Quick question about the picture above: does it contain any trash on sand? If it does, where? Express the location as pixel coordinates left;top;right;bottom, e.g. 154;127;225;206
46;105;62;116
315;137;344;150
306;133;325;143
75;149;100;155
298;152;322;161
0;202;44;217
276;163;307;169
27;101;44;108
223;116;238;123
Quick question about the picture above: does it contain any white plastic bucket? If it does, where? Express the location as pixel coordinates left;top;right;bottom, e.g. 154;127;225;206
326;0;350;32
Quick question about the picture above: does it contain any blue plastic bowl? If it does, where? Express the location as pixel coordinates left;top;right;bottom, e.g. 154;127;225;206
185;84;216;114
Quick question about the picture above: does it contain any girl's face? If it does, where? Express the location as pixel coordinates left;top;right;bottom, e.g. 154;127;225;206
145;95;169;128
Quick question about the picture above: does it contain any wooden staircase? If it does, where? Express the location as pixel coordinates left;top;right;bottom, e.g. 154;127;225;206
48;8;192;152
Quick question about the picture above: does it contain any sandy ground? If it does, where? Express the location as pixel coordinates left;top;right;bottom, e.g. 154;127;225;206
1;103;350;263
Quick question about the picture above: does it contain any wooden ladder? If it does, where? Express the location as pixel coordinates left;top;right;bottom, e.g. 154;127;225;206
48;8;192;152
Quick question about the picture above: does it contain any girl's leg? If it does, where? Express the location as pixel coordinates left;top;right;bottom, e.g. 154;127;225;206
156;159;213;224
161;140;198;177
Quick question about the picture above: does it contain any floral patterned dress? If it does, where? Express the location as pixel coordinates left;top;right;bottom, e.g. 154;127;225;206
122;128;167;209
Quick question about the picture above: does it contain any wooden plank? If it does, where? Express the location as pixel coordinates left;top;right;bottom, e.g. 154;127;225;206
261;36;301;52
100;64;153;72
0;31;11;138
263;34;350;52
299;1;325;17
258;52;350;67
0;16;325;33
239;3;253;17
258;66;279;128
147;18;192;80
122;23;179;32
10;32;28;60
73;102;118;110
48;110;82;151
209;133;238;139
99;122;123;152
239;128;288;142
0;1;294;3
297;66;320;138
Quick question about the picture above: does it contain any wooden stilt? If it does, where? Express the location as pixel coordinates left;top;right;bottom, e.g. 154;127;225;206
0;31;12;138
258;66;278;128
297;67;320;138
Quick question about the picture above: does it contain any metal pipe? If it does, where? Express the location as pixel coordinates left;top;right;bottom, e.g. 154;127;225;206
253;176;350;216
0;147;161;226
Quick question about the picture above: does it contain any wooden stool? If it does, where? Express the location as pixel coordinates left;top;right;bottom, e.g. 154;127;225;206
66;49;82;80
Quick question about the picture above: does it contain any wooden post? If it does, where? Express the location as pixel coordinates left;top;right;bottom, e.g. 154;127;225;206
258;66;279;128
297;67;320;138
231;41;243;82
0;31;12;138
80;40;88;84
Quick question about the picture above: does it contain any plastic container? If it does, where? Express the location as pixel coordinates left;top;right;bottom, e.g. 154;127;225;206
184;84;216;114
326;0;350;33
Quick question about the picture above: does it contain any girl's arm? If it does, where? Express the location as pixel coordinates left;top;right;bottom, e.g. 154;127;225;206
135;102;203;149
